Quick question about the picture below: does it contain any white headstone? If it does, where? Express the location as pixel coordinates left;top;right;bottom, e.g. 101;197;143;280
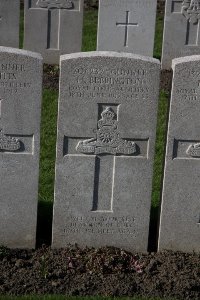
52;52;160;252
97;0;157;57
162;0;200;69
24;0;84;64
159;55;200;253
0;47;42;249
0;0;20;48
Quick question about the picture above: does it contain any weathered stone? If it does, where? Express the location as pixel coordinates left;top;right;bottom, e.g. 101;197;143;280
159;55;200;253
24;0;84;64
97;0;157;57
0;0;20;48
162;0;200;69
52;52;160;252
0;47;42;248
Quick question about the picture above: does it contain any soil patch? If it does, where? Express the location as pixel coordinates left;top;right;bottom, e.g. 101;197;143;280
160;70;173;93
0;246;199;299
43;65;59;91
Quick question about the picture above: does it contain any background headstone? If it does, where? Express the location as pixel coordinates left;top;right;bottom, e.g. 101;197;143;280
24;0;84;64
52;52;160;252
159;56;200;253
0;47;42;248
162;0;200;69
97;0;157;57
0;0;20;48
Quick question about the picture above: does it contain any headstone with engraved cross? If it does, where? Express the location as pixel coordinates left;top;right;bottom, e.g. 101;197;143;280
159;56;200;253
24;0;84;64
52;52;160;251
97;0;157;57
0;0;20;48
162;0;200;69
0;47;42;248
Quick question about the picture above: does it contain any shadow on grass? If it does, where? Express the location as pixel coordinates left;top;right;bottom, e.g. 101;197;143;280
36;200;53;247
148;206;160;252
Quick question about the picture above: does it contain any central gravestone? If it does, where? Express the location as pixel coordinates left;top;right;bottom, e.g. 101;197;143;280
52;52;160;252
97;0;157;57
0;47;42;248
24;0;84;64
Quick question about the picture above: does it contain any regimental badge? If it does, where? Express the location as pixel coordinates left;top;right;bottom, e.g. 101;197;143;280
0;129;21;152
182;0;200;24
76;107;137;155
186;142;200;157
36;0;74;9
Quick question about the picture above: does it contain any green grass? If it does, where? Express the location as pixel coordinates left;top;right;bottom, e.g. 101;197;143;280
153;15;164;60
82;10;98;51
39;89;58;203
19;5;24;49
152;90;169;207
0;296;176;300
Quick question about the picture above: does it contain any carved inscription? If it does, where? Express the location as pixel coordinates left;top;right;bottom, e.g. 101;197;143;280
0;63;31;94
63;215;136;235
76;107;137;155
36;0;74;9
67;67;155;101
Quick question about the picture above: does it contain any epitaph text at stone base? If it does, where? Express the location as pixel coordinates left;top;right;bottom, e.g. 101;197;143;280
52;52;160;252
0;47;42;248
159;56;200;253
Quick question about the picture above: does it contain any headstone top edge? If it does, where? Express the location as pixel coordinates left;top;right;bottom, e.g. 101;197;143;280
0;46;43;61
172;56;200;70
60;51;161;65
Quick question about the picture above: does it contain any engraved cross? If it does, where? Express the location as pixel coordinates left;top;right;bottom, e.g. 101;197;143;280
172;0;200;45
28;0;74;49
64;105;148;213
116;11;138;47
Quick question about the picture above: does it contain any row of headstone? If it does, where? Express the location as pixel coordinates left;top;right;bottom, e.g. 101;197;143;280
0;46;199;253
0;0;84;64
2;0;200;68
0;0;157;64
3;0;200;68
